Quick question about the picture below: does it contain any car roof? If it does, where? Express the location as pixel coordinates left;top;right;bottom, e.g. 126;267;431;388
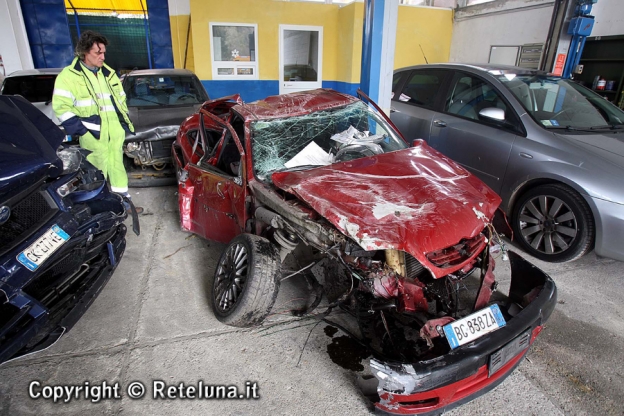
394;63;550;76
126;68;196;77
233;88;359;121
5;68;62;77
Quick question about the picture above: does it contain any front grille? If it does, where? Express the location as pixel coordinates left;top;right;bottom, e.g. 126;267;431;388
150;138;175;159
426;233;486;268
0;187;57;256
405;253;427;279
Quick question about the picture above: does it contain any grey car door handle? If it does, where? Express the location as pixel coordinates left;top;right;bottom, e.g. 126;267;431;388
433;119;447;128
390;108;397;113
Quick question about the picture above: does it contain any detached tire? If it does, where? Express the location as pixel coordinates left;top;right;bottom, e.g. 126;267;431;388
512;184;594;262
211;234;281;327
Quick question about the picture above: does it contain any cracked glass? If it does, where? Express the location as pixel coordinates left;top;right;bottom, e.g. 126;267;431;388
251;101;408;182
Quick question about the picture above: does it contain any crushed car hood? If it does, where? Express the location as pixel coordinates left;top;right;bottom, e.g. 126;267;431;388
0;96;64;200
272;142;501;277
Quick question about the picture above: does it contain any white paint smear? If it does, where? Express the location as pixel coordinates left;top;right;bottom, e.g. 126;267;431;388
472;206;489;222
372;202;418;220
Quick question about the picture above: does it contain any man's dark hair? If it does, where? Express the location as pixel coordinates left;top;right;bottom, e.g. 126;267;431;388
75;30;109;60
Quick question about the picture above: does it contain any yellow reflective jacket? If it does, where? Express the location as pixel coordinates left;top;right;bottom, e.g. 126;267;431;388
52;57;134;138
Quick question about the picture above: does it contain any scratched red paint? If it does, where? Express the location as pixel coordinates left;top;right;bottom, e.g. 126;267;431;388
272;141;501;278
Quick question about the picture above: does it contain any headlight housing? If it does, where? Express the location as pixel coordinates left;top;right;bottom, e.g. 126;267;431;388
56;147;83;175
125;142;139;152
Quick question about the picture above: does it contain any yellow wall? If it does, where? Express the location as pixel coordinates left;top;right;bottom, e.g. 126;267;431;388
182;0;452;82
337;2;364;84
190;0;342;81
170;14;195;72
395;6;453;68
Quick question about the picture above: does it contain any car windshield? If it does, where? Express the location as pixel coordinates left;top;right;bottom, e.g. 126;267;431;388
124;75;208;107
1;75;57;103
497;74;624;130
251;101;407;181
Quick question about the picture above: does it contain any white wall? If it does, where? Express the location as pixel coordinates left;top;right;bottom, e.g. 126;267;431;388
450;0;555;63
591;0;624;38
167;0;190;15
0;0;33;75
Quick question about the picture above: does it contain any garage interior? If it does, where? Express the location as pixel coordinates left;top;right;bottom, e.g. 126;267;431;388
1;0;624;415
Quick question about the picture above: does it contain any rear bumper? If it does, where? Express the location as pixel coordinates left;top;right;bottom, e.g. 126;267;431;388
372;251;557;415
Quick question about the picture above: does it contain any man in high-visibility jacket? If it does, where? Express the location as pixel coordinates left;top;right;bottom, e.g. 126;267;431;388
53;30;142;213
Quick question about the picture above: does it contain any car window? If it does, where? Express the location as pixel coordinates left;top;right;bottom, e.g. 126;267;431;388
391;72;404;98
497;74;624;130
1;75;57;103
216;131;242;177
124;75;208;107
445;73;509;123
398;69;446;109
187;127;222;158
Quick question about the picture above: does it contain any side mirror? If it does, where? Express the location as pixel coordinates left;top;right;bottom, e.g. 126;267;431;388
479;107;505;122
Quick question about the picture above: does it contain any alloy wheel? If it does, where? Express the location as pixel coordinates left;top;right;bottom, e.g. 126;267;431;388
214;243;249;313
517;194;578;255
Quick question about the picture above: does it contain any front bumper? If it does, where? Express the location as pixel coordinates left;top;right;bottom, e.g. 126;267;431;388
0;166;129;364
372;251;557;415
591;197;624;262
0;222;126;364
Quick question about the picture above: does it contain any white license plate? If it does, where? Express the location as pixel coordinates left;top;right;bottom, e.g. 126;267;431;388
443;304;506;349
17;225;70;271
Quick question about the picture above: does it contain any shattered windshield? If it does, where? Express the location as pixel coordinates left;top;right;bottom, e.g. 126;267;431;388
497;74;624;130
251;101;407;181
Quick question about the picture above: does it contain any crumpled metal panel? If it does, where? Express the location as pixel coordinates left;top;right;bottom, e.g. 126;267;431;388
126;125;180;142
271;141;501;279
234;89;357;121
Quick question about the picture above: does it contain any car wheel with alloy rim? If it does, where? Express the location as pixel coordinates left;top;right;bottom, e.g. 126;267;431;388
211;233;281;327
512;184;594;262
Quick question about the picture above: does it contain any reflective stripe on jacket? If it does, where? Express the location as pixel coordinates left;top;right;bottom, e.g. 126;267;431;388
52;57;134;138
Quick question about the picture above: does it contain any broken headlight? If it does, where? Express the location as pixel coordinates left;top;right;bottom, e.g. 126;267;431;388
370;359;419;394
125;142;139;152
57;146;83;175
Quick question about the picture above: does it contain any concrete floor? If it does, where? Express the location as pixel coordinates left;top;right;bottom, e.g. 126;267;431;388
1;185;623;415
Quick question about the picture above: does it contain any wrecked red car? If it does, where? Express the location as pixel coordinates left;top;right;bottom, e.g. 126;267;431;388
172;89;556;414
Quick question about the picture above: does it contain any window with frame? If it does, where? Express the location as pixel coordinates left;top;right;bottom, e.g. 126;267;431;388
210;23;258;80
445;74;510;120
398;69;447;109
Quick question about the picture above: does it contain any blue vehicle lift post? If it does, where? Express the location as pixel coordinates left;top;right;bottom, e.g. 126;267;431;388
562;0;598;79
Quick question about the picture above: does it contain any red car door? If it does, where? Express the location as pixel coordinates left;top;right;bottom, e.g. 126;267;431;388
187;164;246;244
178;110;248;244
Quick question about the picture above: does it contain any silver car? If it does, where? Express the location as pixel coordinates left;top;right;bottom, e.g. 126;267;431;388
0;68;62;126
390;63;624;262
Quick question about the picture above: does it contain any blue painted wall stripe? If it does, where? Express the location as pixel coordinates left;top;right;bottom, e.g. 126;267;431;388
20;0;74;68
368;0;385;103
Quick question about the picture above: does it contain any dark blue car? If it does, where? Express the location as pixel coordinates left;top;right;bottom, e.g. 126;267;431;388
0;95;133;364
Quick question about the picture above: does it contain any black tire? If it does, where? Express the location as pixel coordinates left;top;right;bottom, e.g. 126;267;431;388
512;184;594;262
211;234;281;327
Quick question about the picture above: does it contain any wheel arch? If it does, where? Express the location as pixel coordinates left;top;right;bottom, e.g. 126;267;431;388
503;173;598;223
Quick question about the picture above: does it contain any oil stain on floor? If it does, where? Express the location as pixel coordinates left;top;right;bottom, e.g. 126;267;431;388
324;325;371;372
